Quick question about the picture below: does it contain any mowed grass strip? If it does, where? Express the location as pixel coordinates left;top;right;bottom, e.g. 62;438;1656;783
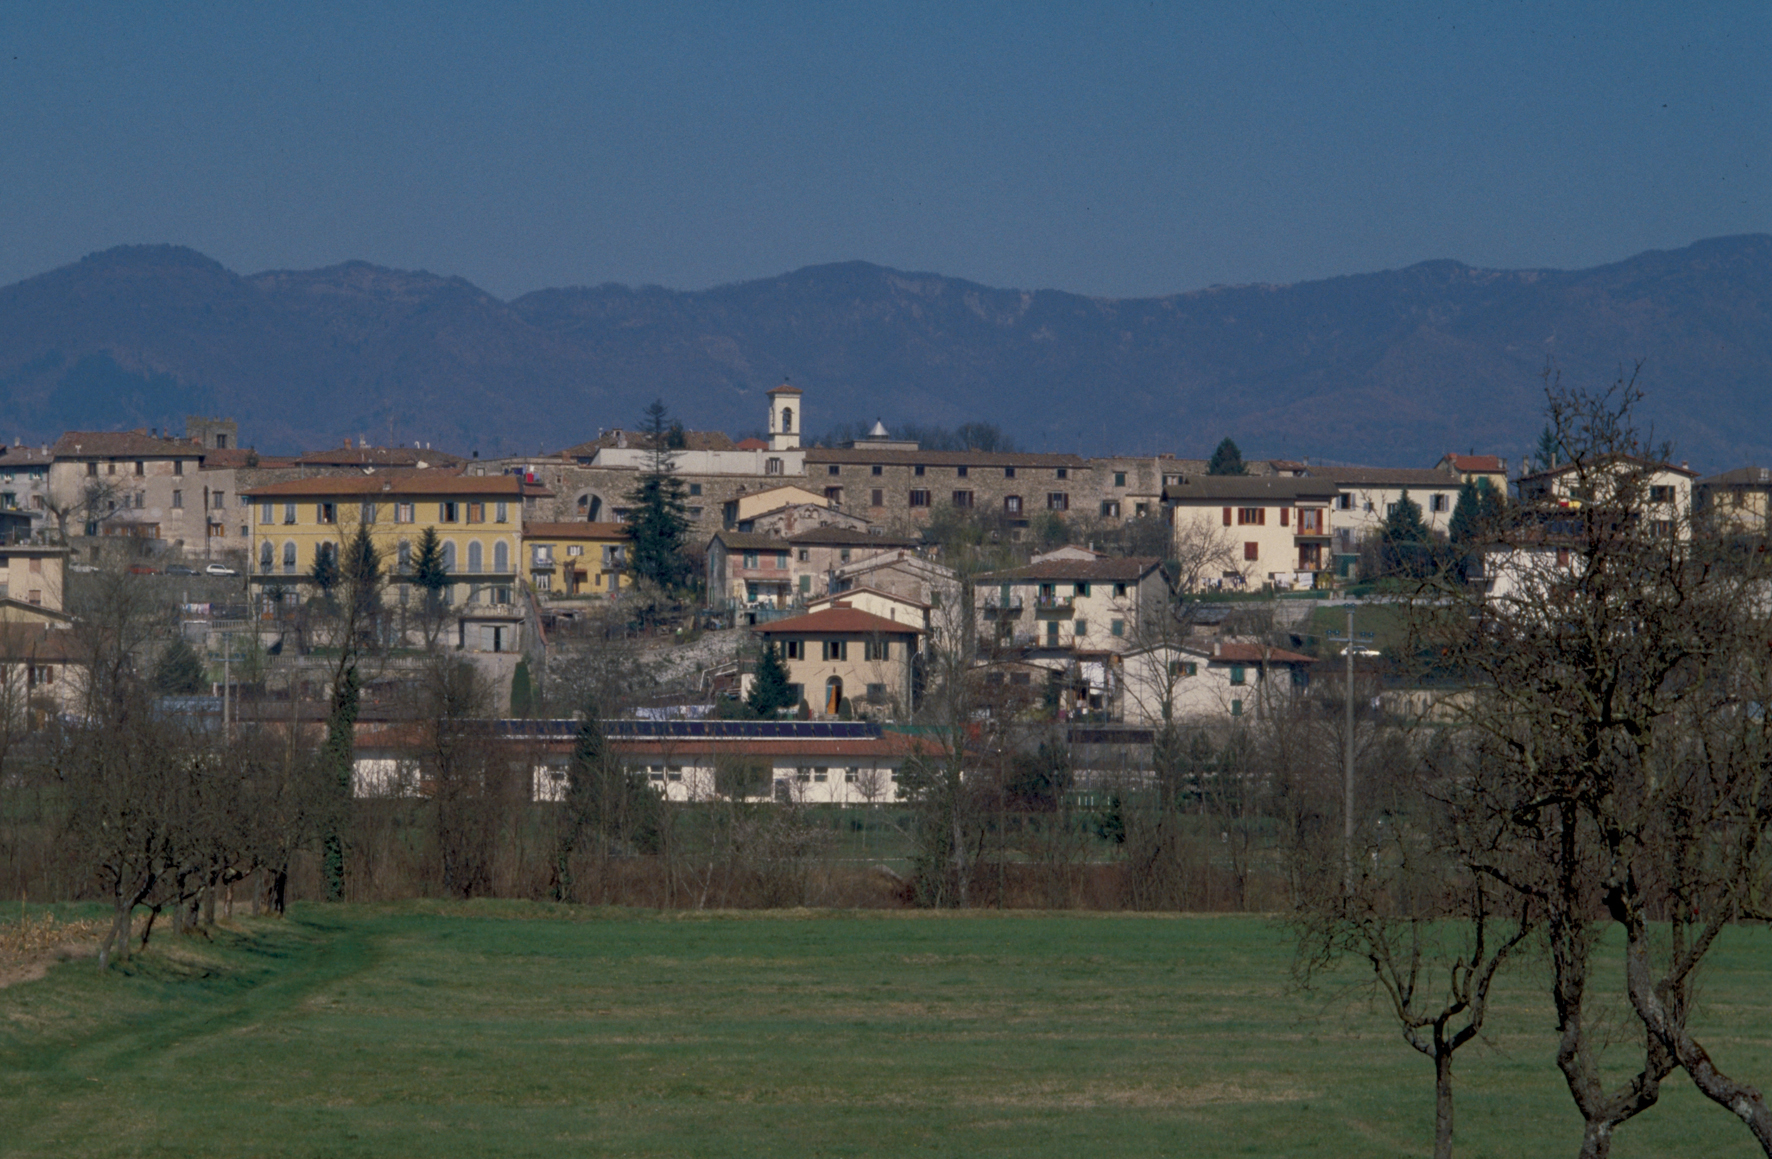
0;904;1767;1158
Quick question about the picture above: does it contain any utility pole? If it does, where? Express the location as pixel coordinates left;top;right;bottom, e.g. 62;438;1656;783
1344;603;1356;895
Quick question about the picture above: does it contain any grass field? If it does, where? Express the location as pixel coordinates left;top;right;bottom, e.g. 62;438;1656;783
2;905;1767;1158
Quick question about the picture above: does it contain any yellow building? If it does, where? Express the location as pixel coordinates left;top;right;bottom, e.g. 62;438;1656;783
522;522;631;596
243;473;524;609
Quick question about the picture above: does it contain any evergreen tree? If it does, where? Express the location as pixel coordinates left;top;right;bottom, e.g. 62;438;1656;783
1532;426;1559;472
747;643;796;717
412;526;449;603
309;541;340;596
153;637;206;694
1206;437;1247;476
1380;489;1434;577
625;400;691;590
1447;480;1482;545
509;660;535;717
1477;476;1506;526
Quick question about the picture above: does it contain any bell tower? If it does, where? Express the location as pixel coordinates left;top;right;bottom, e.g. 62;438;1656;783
767;381;803;452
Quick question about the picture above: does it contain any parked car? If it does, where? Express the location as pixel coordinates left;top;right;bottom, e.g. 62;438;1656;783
165;564;198;576
203;563;239;577
127;564;159;575
69;563;99;574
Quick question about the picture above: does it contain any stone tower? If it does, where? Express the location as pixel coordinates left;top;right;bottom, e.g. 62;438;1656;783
768;381;803;452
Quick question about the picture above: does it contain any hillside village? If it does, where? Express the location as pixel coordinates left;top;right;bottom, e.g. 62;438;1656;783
0;382;1745;803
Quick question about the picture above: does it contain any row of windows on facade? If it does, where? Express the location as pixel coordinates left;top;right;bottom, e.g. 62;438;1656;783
824;463;1074;481
995;618;1126;641
824;489;1078;512
257;500;511;526
256;538;513;574
775;639;896;661
85;460;189;477
1219;506;1332;529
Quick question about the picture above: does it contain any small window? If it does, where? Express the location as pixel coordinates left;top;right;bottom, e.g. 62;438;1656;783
396;502;415;523
1244;541;1259;561
1114;471;1126;487
865;639;889;660
1074;621;1088;637
829;464;841;476
1004;495;1022;515
466;502;485;524
1056;468;1068;480
317;502;336;524
956;465;968;478
1005;466;1016;479
1230;666;1247;686
1100;500;1120;518
1430;494;1449;513
173;460;184;476
799;574;811;593
440;502;459;522
742;550;759;569
1649;485;1674;504
797;548;810;562
171;490;183;509
1075;582;1090;597
1237;508;1265;525
914;464;926;477
825;486;843;505
1110;619;1124;637
1113;582;1128;597
1231;698;1244;717
774;550;788;569
870;489;883;507
689;483;702;496
823;640;848;661
909;490;930;508
1337;493;1353;510
783;640;804;659
952;490;973;508
766;458;783;475
567;544;583;556
283;502;297;525
1046;493;1069;511
134;461;145;476
871;464;882;476
361;501;377;524
495;501;509;522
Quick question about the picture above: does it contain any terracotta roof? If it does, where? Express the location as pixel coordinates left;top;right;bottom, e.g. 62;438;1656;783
1518;455;1698;484
1444;454;1507;473
1204;642;1316;664
1699;466;1772;488
1163;476;1340;502
0;445;52;466
52;431;203;459
296;446;466;467
0;623;86;662
806;448;1088;468
767;382;803;395
735;438;768;451
523;522;629;539
810;584;931;611
244;472;522;498
788;526;920;548
714;531;792;551
1303;466;1460;488
197;448;301;469
977;556;1163;583
755;605;925;636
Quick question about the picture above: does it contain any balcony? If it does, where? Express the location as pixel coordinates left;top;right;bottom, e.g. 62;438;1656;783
981;596;1024;618
1033;594;1075;616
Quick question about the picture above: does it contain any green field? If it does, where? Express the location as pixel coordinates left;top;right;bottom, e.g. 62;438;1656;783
2;906;1767;1157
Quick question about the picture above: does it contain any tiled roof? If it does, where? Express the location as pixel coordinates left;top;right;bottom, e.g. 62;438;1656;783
0;445;53;465
1444;454;1507;473
1163;476;1340;502
296;446;466;467
756;605;925;635
810;584;932;611
805;448;1088;468
714;531;792;551
197;448;300;469
767;382;803;395
52;431;203;459
1518;455;1698;483
0;623;85;662
243;472;521;498
787;526;920;548
1303;466;1460;488
977;556;1163;583
1698;466;1772;487
523;522;629;539
1201;642;1316;664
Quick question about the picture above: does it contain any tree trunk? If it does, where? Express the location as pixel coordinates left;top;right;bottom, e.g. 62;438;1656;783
1433;1048;1455;1159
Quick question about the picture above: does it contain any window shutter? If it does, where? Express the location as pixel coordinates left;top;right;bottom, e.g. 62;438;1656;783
1279;508;1289;526
1222;507;1232;526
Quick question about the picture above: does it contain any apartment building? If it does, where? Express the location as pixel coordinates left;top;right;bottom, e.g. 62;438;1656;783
1163;475;1339;589
1300;466;1464;554
1119;640;1316;724
974;553;1167;657
0;444;52;529
523;522;630;596
753;603;923;718
1517;456;1697;538
1696;467;1772;536
49;430;208;546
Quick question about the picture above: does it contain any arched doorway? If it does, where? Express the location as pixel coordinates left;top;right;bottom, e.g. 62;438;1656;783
825;675;843;716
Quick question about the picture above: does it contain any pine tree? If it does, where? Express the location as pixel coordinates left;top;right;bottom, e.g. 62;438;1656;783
747;643;796;717
1533;426;1559;472
309;541;340;596
1381;489;1434;577
1447;481;1481;545
509;660;535;717
412;526;449;603
626;400;691;590
1477;476;1506;526
153;637;206;694
1206;437;1247;476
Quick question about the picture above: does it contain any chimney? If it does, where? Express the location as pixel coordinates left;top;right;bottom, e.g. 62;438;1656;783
1213;641;1221;658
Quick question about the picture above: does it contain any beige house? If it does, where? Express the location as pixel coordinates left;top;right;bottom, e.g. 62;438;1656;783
1301;466;1464;553
0;540;69;613
523;522;630;596
974;554;1167;656
1164;475;1339;589
1517;456;1697;538
708;526;922;609
804;586;930;632
724;485;831;527
1694;467;1772;536
1119;640;1315;724
50;430;209;548
1435;453;1510;493
754;603;922;718
0;622;85;725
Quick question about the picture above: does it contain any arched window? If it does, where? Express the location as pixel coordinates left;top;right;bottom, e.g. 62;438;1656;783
397;540;411;571
467;541;483;573
781;406;794;433
441;541;456;572
282;541;297;574
493;540;509;572
259;541;273;573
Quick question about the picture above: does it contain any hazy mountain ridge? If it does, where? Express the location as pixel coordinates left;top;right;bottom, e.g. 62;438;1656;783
1;237;1768;469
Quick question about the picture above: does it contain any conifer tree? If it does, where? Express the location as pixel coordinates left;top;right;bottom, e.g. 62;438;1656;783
309;541;340;597
153;637;206;694
747;643;796;717
625;400;691;590
1380;489;1434;576
1206;437;1247;476
1447;480;1481;545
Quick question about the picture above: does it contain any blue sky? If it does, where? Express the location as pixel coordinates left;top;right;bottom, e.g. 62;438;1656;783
2;2;1766;298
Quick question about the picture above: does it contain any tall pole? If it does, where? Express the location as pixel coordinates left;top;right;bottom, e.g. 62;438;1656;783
1344;604;1356;894
222;630;232;740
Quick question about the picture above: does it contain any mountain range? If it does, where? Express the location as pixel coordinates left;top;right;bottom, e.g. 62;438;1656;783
2;236;1769;471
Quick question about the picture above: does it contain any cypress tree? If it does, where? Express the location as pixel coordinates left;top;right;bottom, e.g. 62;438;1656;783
626;400;691;590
